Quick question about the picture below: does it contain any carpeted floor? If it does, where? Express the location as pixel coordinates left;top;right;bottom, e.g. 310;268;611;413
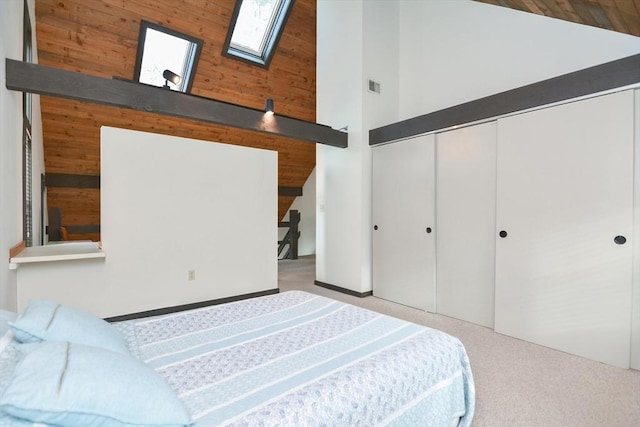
278;256;640;427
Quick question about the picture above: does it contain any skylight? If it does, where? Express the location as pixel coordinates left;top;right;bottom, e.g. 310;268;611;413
133;21;203;93
223;0;294;68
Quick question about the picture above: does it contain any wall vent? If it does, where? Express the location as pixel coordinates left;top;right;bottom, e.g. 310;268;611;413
368;79;381;94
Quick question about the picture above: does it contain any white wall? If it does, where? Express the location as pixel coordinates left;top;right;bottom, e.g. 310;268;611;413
398;0;640;119
280;167;316;257
316;0;399;293
16;127;277;318
0;0;44;311
317;0;640;295
316;0;365;292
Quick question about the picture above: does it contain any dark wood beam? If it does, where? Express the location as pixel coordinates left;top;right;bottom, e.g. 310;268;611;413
65;225;101;234
370;54;640;145
45;173;100;188
278;186;303;197
6;60;348;148
45;173;304;198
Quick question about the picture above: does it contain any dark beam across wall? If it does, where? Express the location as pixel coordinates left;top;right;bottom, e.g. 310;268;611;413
369;53;640;145
46;173;100;188
45;173;302;197
5;59;348;148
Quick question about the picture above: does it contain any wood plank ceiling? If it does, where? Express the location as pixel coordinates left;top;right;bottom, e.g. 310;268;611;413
474;0;640;36
35;0;317;241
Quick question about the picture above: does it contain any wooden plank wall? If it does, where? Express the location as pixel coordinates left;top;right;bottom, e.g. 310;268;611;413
35;0;317;241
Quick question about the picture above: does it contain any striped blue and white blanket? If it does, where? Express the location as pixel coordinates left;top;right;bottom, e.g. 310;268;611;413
119;290;475;426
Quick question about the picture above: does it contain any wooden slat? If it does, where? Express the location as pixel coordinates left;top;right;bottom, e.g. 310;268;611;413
9;241;26;259
553;0;583;23
521;0;546;14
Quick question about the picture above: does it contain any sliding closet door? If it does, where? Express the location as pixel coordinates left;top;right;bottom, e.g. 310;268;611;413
436;122;497;327
495;90;634;368
372;135;436;311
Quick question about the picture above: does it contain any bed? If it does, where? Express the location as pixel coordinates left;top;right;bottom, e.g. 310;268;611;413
0;291;474;426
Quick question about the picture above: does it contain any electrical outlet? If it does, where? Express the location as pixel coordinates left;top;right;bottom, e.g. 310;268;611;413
188;270;195;281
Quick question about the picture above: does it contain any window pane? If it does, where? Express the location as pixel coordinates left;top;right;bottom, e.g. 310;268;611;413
231;0;281;55
133;22;203;93
139;28;192;90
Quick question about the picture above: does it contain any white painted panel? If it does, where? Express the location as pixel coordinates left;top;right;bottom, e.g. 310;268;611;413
495;91;634;368
632;89;640;371
436;122;497;327
16;128;277;318
372;135;436;311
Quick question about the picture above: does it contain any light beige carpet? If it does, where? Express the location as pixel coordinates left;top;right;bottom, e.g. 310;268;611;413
278;256;640;427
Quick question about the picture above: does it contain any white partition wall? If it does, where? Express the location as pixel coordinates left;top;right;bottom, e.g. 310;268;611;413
494;91;635;368
16;127;277;318
436;123;497;328
372;135;436;311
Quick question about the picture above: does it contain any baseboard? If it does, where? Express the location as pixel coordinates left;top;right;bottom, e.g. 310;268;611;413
314;280;373;298
104;288;279;322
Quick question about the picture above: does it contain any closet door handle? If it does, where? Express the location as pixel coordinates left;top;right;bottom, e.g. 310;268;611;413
374;225;378;231
499;230;508;238
614;235;626;245
426;227;432;234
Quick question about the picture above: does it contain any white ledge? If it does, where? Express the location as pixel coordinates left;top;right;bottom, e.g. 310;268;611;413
9;242;105;269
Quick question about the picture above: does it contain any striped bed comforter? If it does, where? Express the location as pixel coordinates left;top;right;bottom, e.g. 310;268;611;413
116;290;475;426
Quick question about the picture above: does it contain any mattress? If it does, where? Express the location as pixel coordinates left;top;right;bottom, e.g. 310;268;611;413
0;291;475;426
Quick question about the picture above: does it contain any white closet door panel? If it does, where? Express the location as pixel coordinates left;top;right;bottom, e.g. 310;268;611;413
436;122;497;327
495;90;634;368
372;135;436;311
632;89;640;371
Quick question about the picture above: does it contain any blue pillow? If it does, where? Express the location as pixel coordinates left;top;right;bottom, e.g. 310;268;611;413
0;309;17;338
10;300;129;355
0;341;192;427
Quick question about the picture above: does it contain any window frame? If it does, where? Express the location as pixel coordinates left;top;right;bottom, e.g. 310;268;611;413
222;0;295;69
23;0;33;247
132;20;203;93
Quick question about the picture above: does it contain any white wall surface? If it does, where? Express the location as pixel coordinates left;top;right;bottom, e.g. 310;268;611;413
398;0;640;119
280;167;316;257
316;0;399;293
16;127;277;318
316;0;366;292
0;0;43;311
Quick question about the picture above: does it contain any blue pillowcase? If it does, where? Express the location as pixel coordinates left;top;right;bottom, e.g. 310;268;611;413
0;341;192;427
0;309;17;338
9;299;129;355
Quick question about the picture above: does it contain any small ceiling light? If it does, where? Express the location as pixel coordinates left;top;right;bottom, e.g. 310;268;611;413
265;98;274;115
162;69;182;89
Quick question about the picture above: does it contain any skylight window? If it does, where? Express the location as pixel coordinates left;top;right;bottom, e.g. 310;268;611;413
223;0;294;68
133;21;203;93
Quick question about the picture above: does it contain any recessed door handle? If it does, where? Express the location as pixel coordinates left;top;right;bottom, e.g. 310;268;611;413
614;235;626;245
